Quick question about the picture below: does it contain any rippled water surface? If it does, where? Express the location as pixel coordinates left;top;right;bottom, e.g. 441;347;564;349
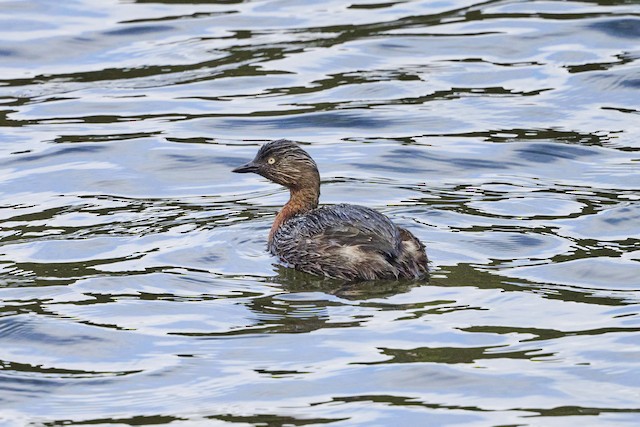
1;0;639;425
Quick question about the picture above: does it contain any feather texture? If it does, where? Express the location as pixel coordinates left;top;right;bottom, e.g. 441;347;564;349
270;204;428;281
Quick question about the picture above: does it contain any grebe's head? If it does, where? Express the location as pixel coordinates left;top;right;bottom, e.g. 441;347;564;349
232;139;319;190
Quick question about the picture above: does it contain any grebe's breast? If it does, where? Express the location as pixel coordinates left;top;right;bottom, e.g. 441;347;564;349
270;204;427;281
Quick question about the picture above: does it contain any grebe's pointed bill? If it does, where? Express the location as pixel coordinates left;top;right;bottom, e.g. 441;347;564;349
232;161;259;174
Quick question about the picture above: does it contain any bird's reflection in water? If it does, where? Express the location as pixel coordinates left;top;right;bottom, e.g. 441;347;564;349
268;265;427;300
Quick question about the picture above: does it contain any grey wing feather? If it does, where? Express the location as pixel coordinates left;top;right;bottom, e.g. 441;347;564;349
271;204;404;280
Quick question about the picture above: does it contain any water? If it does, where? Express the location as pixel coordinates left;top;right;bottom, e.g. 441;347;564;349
1;0;639;425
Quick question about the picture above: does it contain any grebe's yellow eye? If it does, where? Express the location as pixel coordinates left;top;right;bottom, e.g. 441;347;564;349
267;157;276;165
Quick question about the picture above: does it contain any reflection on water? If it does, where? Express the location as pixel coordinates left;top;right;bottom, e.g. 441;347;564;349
0;0;639;425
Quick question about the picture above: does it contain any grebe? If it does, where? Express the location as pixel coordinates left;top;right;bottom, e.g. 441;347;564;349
233;139;428;281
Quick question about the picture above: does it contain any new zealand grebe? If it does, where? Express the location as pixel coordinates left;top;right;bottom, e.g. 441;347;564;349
233;139;428;281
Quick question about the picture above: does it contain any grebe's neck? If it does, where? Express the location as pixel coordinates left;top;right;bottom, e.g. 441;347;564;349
268;183;319;245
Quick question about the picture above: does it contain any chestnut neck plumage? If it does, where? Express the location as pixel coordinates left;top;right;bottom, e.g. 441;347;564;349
268;174;320;244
